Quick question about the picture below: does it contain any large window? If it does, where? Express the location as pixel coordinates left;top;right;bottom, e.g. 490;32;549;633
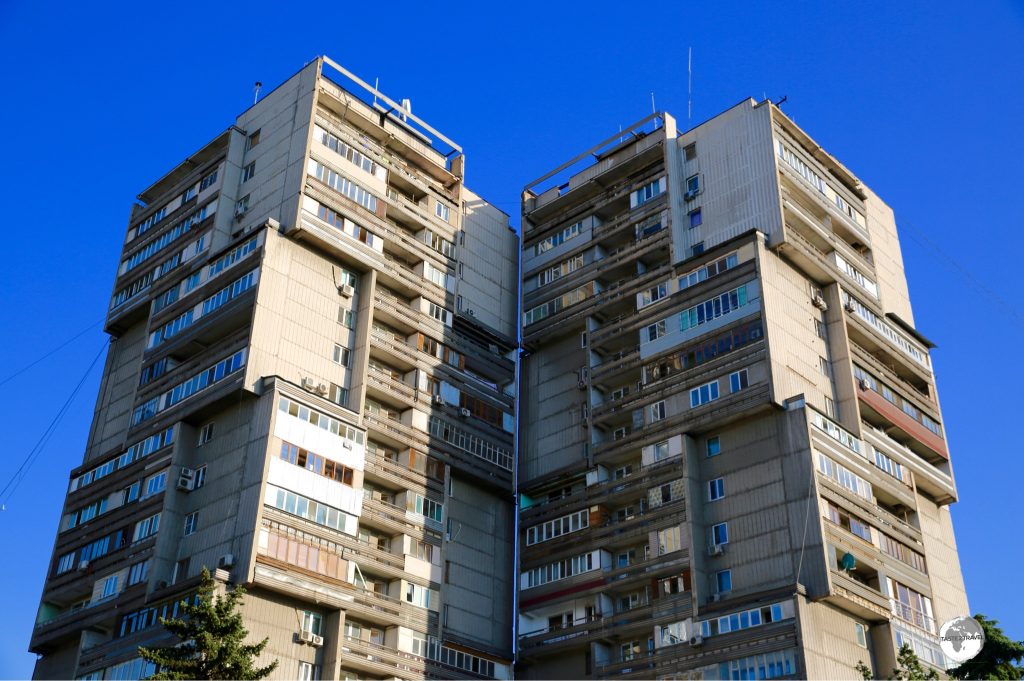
522;552;598;589
527;509;589;545
132;350;247;426
263;484;357;535
816;452;873;501
690;380;720;408
535;221;582;255
312;162;378;212
277;396;364;444
280;442;355;486
133;513;161;542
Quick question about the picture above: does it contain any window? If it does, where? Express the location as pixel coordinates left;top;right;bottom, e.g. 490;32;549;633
658;526;681;554
684;143;697;161
338;306;355;328
102;575;120;598
729;369;749;393
707;436;721;457
526;509;589;545
172;558;189;584
645;320;667;342
825;396;836;419
716;569;732;593
301;611;323;635
653;441;670;462
678;284;751;332
199;169;219;191
56;552;75;575
297;662;320;681
649;401;666;422
712;522;729;546
435;202;450;222
405;582;434;609
819;356;831;377
329;383;348;407
133;513;161;542
197;422;214;446
242;162;256;183
691;242;705;257
128;560;150;586
855;622;868;647
689;209;702;228
311;162;378;213
184;512;199;536
690;380;720;407
708;478;725;501
123;481;140;504
235;194;250;216
535;221;582;255
686;174;701;194
333;344;352;367
633;177;665;207
815;318;827;339
414;495;444;522
246;129;261;150
522;552;597;589
144;471;168;497
193;465;207;490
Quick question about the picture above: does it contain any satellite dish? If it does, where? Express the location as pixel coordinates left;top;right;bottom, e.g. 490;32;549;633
840;552;857;571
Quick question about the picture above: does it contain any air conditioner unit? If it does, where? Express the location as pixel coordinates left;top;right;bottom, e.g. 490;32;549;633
433;394;445;405
218;553;235;569
684;189;698;201
844;301;857;313
812;295;828;311
78;559;91;571
459;407;471;418
858;378;871;391
310;634;324;647
342;440;353;449
176;467;195;492
338;284;355;298
233;206;247;220
301;377;317;391
315;382;329;396
689;635;704;647
299;629;314;644
708;544;725;557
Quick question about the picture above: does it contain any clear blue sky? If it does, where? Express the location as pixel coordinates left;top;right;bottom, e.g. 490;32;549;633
1;0;1022;676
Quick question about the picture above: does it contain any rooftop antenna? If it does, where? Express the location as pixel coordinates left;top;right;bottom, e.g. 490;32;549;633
651;91;658;129
774;95;788;107
687;47;693;126
373;77;379;108
253;81;262;105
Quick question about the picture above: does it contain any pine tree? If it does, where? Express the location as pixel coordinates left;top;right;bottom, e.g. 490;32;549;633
947;614;1024;680
857;644;939;680
139;567;278;680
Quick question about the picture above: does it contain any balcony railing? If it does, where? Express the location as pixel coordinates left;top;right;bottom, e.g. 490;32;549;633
891;599;936;634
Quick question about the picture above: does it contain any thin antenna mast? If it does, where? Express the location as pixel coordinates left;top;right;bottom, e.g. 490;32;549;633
651;92;658;129
373;77;379;108
253;81;262;105
687;47;693;126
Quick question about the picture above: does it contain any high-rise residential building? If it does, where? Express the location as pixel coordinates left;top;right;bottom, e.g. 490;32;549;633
29;56;519;681
517;102;967;679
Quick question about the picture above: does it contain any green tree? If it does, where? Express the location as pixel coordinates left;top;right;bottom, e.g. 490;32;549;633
948;614;1024;680
857;644;939;680
139;567;278;680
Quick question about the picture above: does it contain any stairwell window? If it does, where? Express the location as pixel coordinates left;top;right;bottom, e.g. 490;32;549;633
716;569;732;593
649;401;667;422
246;129;261;150
686;174;701;194
708;478;725;501
197;422;214;447
707;436;721;457
183;512;199;536
333;344;352;367
242;162;256;183
632;177;666;208
689;209;702;228
712;522;729;546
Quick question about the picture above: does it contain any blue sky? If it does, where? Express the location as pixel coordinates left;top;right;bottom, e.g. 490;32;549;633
1;0;1022;676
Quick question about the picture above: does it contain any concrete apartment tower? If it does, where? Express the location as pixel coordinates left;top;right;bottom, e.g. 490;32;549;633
29;57;518;680
517;103;968;679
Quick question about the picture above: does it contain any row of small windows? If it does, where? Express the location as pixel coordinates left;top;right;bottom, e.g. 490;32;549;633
427;416;513;471
525;509;589;545
854;364;942;438
522;551;597;589
69;426;175;493
644;284;752;343
644;319;764;384
127;167;219;244
690;369;749;408
277;396;365;444
312;161;378;213
151;235;261;316
111;232;209;311
132;350;247;426
119;201;216;275
524;281;598;326
534;221;582;256
147;269;259;349
280;441;355;486
315;125;382;178
264;484;358;535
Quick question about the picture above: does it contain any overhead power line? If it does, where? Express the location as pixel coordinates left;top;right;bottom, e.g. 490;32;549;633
0;339;109;507
0;318;103;389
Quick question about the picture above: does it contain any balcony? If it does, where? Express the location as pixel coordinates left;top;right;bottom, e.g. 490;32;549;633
857;383;948;462
890;599;936;635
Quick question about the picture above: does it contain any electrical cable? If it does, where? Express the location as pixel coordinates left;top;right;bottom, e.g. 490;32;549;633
0;318;103;389
0;339;108;506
